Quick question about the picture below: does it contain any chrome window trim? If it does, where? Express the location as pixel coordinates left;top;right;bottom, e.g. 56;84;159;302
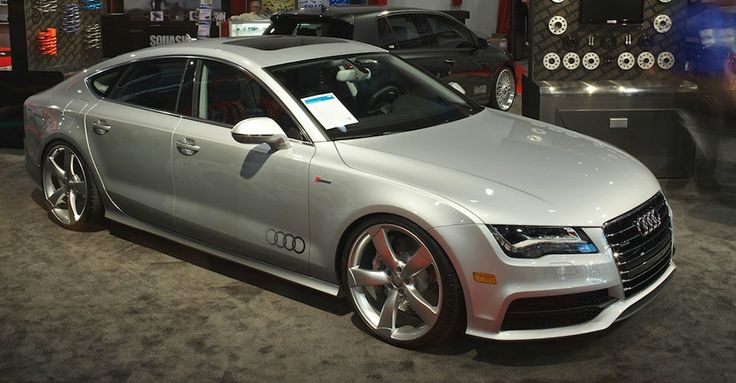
83;54;315;144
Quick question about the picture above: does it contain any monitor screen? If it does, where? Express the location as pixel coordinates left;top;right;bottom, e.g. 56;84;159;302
580;0;644;25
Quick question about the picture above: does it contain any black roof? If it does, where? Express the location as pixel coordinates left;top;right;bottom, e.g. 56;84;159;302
274;6;424;18
223;35;349;51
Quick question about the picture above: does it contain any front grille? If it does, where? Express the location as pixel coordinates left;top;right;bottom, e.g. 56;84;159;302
501;290;617;331
604;192;673;298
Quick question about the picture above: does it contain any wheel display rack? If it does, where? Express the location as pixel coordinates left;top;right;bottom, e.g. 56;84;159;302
523;0;696;179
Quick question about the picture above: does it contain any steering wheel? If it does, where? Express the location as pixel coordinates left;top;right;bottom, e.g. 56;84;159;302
367;85;400;114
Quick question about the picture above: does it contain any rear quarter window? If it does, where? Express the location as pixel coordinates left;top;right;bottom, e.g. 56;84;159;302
88;65;127;97
107;59;188;113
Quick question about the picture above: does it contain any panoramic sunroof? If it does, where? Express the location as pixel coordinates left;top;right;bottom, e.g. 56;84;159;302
223;36;347;51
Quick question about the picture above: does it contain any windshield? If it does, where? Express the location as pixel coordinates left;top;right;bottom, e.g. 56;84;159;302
266;53;482;140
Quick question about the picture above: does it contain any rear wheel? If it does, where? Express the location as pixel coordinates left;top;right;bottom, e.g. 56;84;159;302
342;216;464;348
490;67;516;111
41;143;102;230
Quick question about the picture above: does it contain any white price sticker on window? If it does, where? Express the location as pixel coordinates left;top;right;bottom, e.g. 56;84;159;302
301;93;358;130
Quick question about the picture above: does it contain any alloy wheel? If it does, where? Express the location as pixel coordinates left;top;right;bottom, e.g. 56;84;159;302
495;68;516;111
42;145;88;225
347;224;443;342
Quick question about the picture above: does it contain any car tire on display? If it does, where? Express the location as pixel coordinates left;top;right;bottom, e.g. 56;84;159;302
42;143;102;230
491;67;516;111
342;215;465;348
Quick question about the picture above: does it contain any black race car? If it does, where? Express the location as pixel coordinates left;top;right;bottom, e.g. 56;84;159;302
265;6;516;111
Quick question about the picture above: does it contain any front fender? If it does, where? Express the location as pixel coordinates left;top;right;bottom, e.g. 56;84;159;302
307;142;483;285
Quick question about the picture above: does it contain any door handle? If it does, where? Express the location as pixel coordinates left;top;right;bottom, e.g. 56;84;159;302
176;138;200;156
91;120;111;135
444;58;457;66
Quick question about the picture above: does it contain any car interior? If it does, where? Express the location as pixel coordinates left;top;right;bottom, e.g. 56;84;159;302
198;61;304;140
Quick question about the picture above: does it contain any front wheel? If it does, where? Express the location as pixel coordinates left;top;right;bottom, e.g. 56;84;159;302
41;143;102;230
490;67;516;111
342;216;465;348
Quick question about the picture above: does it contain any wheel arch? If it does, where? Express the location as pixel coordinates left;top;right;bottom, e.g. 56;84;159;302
333;210;469;339
332;210;466;303
40;138;108;215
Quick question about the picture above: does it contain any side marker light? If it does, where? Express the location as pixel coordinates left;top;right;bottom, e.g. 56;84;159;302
473;272;497;285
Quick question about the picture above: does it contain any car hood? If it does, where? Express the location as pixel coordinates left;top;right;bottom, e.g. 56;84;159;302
334;109;661;227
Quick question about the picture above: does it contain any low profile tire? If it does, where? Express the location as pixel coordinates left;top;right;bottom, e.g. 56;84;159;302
490;67;516;111
41;143;102;230
342;216;465;348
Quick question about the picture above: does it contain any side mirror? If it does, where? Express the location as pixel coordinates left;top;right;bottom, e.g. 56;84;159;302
476;37;489;49
231;117;290;151
448;82;466;95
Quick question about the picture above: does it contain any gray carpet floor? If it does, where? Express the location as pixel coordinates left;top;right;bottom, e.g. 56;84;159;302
1;147;734;383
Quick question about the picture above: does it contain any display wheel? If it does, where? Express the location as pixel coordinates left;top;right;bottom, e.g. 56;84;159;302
543;52;561;70
563;52;581;70
582;52;600;70
657;52;675;70
548;16;568;35
637;52;656;70
653;15;672;34
618;52;636;71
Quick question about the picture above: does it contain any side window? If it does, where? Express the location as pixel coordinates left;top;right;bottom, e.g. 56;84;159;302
424;15;474;49
109;59;188;113
198;60;304;140
266;19;353;39
386;14;434;49
89;65;128;97
377;17;397;49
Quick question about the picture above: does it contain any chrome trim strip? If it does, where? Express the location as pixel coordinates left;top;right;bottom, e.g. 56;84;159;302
622;253;671;291
619;242;671;276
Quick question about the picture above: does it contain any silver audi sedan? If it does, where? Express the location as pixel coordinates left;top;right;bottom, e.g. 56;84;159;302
24;36;675;348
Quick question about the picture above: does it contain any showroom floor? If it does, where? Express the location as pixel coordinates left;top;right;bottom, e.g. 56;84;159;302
1;123;735;381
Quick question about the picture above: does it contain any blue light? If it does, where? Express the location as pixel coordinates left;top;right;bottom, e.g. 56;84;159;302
577;243;598;253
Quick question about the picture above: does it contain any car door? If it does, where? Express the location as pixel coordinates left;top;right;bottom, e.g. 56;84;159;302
381;13;491;103
172;59;314;273
84;58;193;230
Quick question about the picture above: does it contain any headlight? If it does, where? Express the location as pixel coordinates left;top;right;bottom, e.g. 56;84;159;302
489;225;598;259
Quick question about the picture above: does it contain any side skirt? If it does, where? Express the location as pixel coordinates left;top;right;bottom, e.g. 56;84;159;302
104;210;341;296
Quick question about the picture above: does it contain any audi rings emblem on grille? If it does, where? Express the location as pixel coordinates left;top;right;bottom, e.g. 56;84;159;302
266;229;305;254
635;209;662;236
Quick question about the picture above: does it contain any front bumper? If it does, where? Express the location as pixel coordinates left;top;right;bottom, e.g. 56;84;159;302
429;224;675;341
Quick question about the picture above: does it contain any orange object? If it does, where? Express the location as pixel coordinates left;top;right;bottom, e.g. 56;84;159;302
473;272;497;285
38;28;58;56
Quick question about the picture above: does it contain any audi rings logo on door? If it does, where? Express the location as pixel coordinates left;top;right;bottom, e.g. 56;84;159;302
266;229;305;254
